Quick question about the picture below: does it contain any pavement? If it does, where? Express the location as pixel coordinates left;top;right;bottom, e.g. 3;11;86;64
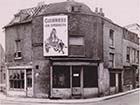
0;88;140;104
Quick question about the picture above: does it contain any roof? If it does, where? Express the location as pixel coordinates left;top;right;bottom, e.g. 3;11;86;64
125;23;140;29
4;0;94;28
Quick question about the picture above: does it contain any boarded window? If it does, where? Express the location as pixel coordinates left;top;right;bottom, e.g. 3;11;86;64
83;66;98;87
69;37;84;45
110;73;116;87
69;36;84;56
53;66;70;88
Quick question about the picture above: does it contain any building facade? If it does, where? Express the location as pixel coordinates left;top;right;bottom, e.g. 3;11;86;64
0;44;5;91
4;1;139;99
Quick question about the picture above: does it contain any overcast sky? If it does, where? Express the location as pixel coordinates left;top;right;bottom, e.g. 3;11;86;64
0;0;140;49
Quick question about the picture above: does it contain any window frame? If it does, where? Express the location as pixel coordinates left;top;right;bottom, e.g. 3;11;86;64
83;66;98;88
109;29;114;47
109;53;114;68
9;69;25;90
52;66;70;88
14;39;22;60
69;36;85;57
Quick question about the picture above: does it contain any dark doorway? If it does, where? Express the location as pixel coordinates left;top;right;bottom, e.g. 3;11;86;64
118;73;122;92
72;66;81;87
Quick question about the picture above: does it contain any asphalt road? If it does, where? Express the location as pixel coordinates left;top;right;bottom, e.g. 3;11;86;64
0;91;140;105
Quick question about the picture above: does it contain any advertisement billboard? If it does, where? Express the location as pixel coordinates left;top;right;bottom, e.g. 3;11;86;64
43;15;68;56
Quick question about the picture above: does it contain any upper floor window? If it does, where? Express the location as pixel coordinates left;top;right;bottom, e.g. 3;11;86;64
126;47;130;62
14;39;22;59
69;36;84;56
109;29;114;47
109;53;114;68
69;37;84;45
71;5;81;12
136;50;139;64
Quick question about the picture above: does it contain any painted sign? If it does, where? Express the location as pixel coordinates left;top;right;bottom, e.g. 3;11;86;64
43;15;68;56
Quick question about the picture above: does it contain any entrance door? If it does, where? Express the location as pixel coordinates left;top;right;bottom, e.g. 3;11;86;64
72;66;82;97
118;73;122;92
26;69;33;97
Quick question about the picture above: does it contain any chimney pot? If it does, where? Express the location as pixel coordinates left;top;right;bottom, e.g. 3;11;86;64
95;7;98;13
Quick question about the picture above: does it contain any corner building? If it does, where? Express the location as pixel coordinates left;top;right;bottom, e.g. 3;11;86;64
4;1;139;99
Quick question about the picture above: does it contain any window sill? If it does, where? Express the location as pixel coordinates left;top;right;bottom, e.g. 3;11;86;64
109;46;115;49
9;88;24;91
14;57;22;60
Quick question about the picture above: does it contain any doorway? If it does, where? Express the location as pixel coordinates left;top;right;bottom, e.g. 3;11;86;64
72;66;82;97
26;69;33;97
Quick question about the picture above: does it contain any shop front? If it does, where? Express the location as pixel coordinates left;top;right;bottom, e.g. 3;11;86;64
50;58;100;99
7;66;33;97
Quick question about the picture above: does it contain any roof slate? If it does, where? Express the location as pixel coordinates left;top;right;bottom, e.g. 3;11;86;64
5;1;94;27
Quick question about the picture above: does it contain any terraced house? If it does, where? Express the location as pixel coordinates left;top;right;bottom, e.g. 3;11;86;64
4;0;139;99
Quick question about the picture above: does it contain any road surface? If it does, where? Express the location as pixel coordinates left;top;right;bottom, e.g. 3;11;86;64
0;91;139;105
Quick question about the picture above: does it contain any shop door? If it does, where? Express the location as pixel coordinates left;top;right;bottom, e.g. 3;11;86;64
26;69;33;97
118;73;122;92
72;66;82;96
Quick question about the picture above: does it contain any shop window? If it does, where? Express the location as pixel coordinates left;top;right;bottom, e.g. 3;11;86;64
9;70;24;89
53;66;70;88
110;73;116;87
83;66;98;88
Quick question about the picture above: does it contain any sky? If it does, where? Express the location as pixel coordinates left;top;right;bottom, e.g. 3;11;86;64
0;0;140;50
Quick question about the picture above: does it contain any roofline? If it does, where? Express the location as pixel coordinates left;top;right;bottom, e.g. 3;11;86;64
4;11;128;32
34;12;124;29
3;19;32;29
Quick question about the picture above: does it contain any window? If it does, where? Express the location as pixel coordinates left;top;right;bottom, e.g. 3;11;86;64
83;66;98;87
14;39;22;59
9;70;24;89
131;48;135;63
26;69;32;87
53;66;70;88
109;29;114;46
71;6;80;12
126;47;130;62
69;36;84;56
69;37;84;45
136;50;139;63
110;73;116;87
109;53;114;68
3;73;6;80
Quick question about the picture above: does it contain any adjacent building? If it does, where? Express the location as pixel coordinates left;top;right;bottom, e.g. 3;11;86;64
4;0;139;99
125;23;140;88
0;44;5;91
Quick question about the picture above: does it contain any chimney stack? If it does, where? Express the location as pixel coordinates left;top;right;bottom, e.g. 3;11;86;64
95;7;98;13
95;7;104;17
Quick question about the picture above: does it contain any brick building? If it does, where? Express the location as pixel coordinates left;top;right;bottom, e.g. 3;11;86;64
4;0;139;99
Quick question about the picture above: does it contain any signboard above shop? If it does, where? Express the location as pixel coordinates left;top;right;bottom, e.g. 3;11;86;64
43;15;68;56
